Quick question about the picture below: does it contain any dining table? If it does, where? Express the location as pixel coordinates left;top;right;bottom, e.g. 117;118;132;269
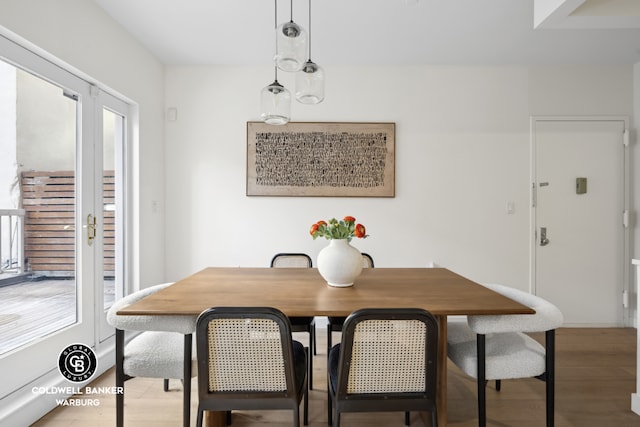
117;266;535;427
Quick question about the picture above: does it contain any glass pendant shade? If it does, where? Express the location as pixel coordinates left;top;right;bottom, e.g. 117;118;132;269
295;60;324;104
275;21;308;72
260;79;291;125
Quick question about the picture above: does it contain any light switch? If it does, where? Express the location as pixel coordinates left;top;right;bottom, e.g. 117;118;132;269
506;201;515;214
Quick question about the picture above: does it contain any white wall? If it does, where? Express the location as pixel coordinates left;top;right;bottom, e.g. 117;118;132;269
0;0;166;288
164;64;634;292
0;1;637;298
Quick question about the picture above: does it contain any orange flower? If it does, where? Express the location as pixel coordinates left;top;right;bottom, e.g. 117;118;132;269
310;216;369;241
309;223;319;236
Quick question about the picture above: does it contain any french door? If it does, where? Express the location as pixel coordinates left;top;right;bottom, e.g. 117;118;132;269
0;34;128;408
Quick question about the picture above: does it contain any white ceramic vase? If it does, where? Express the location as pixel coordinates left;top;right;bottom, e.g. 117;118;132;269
317;239;363;287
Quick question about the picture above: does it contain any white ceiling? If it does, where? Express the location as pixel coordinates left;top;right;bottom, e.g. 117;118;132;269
93;0;640;66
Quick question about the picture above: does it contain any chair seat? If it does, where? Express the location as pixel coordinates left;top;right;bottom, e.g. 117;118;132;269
124;331;197;379
447;319;546;380
292;340;308;396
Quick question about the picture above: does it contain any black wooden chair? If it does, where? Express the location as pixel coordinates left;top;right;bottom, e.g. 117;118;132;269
271;252;316;388
327;308;439;427
195;307;308;427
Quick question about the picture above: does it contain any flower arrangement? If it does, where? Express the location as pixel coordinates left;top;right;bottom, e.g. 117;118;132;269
310;216;368;241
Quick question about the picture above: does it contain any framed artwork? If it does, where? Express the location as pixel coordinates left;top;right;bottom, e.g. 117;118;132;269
246;122;395;197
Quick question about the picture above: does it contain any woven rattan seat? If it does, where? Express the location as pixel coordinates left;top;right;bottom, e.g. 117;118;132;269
327;308;439;427
195;307;309;427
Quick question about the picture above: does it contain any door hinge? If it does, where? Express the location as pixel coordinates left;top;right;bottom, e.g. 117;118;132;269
623;128;629;147
89;84;99;98
623;290;629;308
531;182;536;208
623;210;629;228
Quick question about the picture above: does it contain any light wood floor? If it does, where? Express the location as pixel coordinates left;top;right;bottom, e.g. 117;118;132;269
32;327;639;427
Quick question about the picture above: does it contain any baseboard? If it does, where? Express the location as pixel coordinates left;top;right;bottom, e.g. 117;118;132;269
631;393;640;415
560;323;625;328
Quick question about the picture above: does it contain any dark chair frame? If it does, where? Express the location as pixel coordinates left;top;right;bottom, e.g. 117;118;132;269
270;252;313;269
115;330;192;427
447;283;562;427
327;308;439;427
195;307;309;427
475;330;557;427
271;252;316;389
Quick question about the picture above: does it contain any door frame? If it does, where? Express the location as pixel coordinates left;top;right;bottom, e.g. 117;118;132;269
530;115;631;326
0;30;135;426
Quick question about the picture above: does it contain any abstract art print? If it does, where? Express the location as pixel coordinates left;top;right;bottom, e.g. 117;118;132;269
247;122;395;197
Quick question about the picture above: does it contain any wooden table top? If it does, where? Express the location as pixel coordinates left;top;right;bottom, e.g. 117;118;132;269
117;267;535;317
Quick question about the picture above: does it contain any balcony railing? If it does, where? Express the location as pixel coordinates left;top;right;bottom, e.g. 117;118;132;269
0;208;25;275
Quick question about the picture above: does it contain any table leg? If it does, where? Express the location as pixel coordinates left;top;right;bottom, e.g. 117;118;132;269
203;411;226;426
420;315;448;427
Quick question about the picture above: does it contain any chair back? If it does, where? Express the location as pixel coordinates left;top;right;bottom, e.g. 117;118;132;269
336;308;438;404
107;282;196;334
361;253;374;268
467;284;564;334
270;253;312;268
196;307;306;410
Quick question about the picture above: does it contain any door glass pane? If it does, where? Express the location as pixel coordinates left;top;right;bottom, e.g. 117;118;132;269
102;108;123;310
0;60;78;354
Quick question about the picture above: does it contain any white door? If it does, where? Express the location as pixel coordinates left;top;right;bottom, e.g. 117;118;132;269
0;34;128;410
532;118;628;326
97;94;128;342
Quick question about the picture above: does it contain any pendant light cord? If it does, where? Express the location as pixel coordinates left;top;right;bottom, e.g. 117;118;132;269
274;0;278;82
308;0;312;60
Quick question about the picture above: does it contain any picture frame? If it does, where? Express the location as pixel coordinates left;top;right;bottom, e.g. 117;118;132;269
246;121;395;197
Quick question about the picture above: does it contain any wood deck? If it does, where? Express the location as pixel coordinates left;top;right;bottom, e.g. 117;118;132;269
0;277;114;355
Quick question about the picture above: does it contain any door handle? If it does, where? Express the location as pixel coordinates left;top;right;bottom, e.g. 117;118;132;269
87;214;96;246
540;227;550;246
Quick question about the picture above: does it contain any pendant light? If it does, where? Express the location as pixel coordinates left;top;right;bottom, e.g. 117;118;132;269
261;0;291;125
295;0;324;104
275;0;307;72
260;70;291;125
